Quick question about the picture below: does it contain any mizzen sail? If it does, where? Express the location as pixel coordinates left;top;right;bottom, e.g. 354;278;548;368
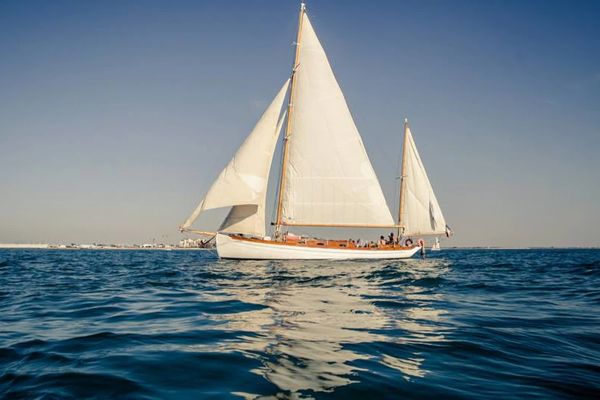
280;13;394;226
181;79;290;236
400;121;447;236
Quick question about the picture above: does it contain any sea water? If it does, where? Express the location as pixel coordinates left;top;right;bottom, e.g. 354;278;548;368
0;249;598;399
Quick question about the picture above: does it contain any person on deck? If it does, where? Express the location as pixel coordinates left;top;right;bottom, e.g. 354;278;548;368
388;232;395;245
379;236;386;246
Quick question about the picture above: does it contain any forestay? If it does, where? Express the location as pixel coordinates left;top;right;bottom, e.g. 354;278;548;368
181;79;290;236
401;124;447;236
281;14;394;226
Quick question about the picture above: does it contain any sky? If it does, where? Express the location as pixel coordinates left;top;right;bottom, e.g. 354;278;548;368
1;0;599;247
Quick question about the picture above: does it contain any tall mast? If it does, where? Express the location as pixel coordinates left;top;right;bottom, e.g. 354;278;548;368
274;2;306;237
397;117;409;237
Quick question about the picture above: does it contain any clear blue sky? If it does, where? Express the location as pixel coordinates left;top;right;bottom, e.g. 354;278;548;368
1;0;598;247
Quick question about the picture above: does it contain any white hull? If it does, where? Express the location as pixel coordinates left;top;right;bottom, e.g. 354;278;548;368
216;233;421;260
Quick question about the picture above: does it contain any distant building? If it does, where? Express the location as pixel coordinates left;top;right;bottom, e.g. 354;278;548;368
178;238;214;248
0;243;49;249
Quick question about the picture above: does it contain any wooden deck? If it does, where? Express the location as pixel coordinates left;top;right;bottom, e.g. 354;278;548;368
229;234;417;252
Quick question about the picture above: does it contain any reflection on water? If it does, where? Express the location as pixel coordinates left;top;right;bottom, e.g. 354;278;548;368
206;258;451;396
4;250;599;398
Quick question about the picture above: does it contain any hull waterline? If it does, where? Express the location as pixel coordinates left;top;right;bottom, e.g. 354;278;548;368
216;233;421;260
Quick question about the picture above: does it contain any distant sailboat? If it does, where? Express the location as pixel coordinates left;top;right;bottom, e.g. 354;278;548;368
431;237;441;251
180;3;451;259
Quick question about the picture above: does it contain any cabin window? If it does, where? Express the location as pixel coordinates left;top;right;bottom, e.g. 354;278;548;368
317;242;325;246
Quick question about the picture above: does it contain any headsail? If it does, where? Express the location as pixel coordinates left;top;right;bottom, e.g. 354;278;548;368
180;79;290;236
219;110;287;235
280;13;395;226
399;120;447;236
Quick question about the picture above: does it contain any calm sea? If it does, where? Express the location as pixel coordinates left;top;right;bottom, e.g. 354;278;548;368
1;249;599;399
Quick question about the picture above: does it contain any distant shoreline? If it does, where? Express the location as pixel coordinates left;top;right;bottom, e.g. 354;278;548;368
0;244;597;251
0;244;214;251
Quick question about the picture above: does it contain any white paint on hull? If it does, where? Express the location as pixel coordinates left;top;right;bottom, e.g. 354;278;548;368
216;233;421;260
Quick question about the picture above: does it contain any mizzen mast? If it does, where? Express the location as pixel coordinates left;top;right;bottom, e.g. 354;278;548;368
397;117;409;237
274;2;306;237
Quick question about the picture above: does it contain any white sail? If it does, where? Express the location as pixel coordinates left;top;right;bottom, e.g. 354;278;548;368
219;110;287;235
281;14;394;226
401;123;447;236
181;79;290;236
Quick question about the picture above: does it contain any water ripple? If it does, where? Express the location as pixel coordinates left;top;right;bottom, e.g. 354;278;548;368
1;248;599;399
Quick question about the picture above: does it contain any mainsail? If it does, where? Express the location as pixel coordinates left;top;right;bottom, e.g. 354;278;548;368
399;121;447;236
279;12;395;227
180;79;290;236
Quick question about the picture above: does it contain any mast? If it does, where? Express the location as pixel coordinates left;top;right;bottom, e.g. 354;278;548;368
397;117;409;237
274;2;306;237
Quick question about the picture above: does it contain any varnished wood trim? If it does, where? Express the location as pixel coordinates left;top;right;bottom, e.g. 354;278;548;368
275;3;306;233
227;234;418;252
279;222;403;228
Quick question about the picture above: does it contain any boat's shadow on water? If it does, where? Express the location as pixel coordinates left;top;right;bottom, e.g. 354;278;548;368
210;256;452;397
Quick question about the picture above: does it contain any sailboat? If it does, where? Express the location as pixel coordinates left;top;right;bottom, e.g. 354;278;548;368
180;3;451;260
431;237;441;251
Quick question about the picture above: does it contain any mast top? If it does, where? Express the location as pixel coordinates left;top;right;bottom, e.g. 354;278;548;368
300;2;306;11
404;117;408;124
